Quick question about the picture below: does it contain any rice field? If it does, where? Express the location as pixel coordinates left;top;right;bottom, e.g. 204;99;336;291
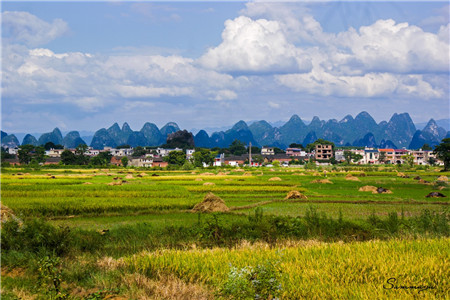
1;166;449;299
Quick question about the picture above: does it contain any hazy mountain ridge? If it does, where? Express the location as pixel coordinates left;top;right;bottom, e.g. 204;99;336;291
2;112;448;150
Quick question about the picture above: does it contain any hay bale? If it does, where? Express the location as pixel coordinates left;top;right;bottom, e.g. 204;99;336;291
140;172;147;177
195;178;203;181
313;172;320;176
418;179;431;185
268;177;282;181
192;193;229;213
125;174;133;179
201;172;215;176
372;187;392;194
310;179;333;184
437;176;448;182
425;192;446;198
359;185;378;192
285;190;307;200
397;172;409;178
203;182;215;186
345;175;360;181
107;181;122;186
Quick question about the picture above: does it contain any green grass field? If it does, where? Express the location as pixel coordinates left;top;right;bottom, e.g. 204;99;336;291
1;166;448;299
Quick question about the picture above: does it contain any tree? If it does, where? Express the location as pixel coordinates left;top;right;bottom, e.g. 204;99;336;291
343;151;353;164
75;144;89;165
289;143;303;149
121;156;129;167
192;149;216;167
434;138;450;171
44;142;63;150
422;143;433;151
401;153;415;168
229;140;246;156
379;151;386;164
1;148;15;160
61;150;76;165
272;160;280;167
164;150;186;166
18;145;35;164
90;151;112;166
132;146;147;158
273;147;285;154
343;150;363;164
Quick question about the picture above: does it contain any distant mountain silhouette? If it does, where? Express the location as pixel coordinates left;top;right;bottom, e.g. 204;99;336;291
5;112;447;150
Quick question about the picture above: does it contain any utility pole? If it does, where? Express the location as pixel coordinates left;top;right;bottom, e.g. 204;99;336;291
249;142;252;166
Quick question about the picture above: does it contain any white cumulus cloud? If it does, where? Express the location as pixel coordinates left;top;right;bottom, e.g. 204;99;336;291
198;16;312;74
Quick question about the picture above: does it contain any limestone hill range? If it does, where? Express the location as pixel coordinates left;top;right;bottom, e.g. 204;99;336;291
2;112;449;150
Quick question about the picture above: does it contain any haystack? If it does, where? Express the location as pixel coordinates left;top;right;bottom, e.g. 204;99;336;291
107;181;122;186
268;177;282;181
203;182;215;186
437;176;448;182
373;187;392;194
418;179;431;185
192;193;229;213
235;169;245;172
345;174;360;181
140;172;147;177
195;178;203;181
310;179;333;184
125;174;134;179
83;182;93;185
397;172;409;178
285;190;307;200
243;172;252;176
358;185;378;192
313;172;320;176
201;172;215;176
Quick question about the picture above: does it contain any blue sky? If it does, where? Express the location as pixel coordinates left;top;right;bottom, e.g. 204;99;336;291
2;1;449;134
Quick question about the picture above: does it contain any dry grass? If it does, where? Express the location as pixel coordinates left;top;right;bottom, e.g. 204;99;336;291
122;273;213;300
310;179;333;184
268;177;282;181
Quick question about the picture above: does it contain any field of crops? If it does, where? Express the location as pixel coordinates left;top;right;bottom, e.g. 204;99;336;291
1;165;448;299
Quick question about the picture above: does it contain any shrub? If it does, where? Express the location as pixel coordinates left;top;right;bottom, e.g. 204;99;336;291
220;259;282;300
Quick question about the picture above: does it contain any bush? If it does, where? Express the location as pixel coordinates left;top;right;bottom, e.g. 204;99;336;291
1;218;72;260
220;259;282;299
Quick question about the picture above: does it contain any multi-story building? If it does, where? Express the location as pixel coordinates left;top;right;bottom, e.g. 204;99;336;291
315;144;333;160
378;148;395;164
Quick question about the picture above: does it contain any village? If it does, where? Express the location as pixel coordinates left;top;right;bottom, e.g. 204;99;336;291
2;142;443;168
